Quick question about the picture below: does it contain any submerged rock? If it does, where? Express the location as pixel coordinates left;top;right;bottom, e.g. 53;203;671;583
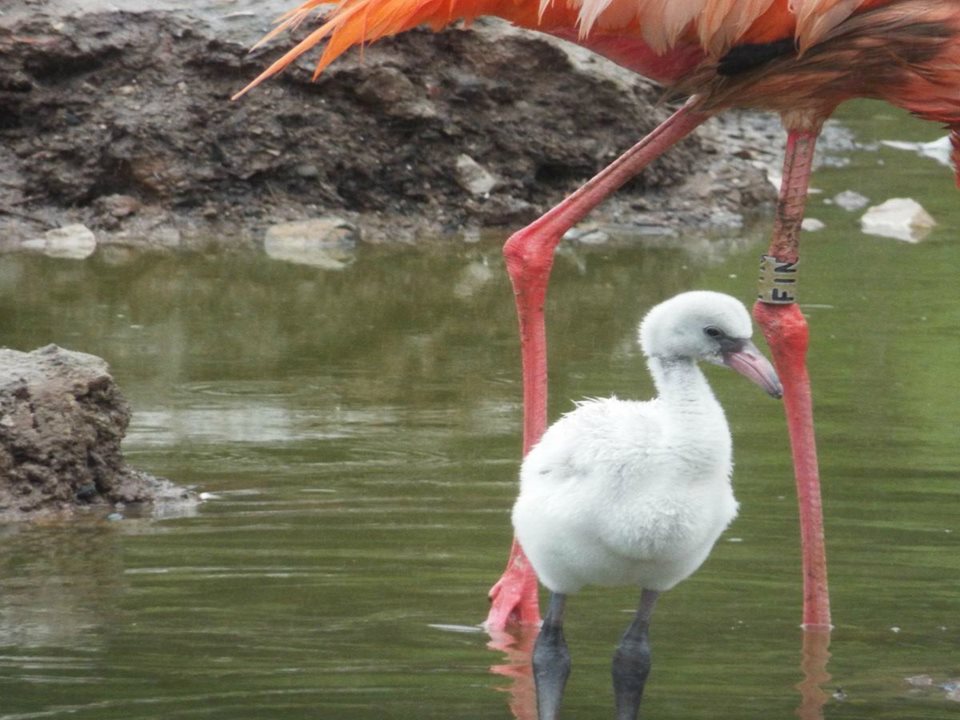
0;345;197;521
22;224;98;259
263;217;359;269
832;189;870;212
860;198;936;243
882;136;953;167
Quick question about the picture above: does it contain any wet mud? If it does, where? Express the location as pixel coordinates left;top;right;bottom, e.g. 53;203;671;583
0;5;779;247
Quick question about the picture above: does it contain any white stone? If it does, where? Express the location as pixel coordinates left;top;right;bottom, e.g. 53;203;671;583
801;218;825;232
860;198;936;243
264;217;358;269
881;135;952;167
832;190;869;212
26;224;98;259
454;154;498;196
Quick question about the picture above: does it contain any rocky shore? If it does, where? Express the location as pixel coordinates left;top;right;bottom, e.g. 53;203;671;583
0;1;783;251
0;345;197;522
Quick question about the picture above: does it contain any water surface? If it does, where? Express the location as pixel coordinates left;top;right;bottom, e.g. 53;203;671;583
1;102;959;719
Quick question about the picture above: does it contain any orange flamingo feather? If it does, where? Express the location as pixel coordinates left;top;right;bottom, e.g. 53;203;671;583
236;0;960;142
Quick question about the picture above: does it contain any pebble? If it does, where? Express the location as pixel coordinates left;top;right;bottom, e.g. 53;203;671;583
905;674;960;703
264;217;359;269
563;224;606;243
355;67;417;106
96;194;141;218
860;198;936;242
881;135;953;167
295;163;320;179
22;223;98;259
454;154;498;196
832;190;869;211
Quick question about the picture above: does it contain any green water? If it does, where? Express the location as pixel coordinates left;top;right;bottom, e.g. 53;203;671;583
1;103;959;719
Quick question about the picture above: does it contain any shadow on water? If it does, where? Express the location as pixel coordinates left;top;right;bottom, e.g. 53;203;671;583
1;102;959;719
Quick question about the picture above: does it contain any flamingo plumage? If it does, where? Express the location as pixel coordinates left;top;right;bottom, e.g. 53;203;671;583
235;0;960;632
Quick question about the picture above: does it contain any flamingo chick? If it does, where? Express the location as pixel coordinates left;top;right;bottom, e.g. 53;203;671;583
511;291;782;720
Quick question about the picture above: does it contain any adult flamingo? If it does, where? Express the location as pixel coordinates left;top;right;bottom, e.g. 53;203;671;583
235;0;960;632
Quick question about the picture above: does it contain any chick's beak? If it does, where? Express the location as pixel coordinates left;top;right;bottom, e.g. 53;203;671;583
722;339;783;399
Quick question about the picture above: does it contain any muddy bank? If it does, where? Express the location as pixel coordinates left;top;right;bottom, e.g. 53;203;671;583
0;6;780;248
0;345;198;522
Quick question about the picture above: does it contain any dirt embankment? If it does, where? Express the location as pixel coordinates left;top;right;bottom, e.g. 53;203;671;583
0;345;197;522
0;7;778;248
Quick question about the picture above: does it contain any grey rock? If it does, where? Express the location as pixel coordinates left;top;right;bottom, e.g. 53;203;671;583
455;154;499;196
264;217;359;269
23;224;97;259
0;345;197;521
860;198;936;243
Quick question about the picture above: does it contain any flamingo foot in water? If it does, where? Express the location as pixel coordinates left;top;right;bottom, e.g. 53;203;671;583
487;539;541;629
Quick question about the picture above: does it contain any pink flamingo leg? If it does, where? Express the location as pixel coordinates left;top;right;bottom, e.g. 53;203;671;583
753;128;832;631
486;99;710;630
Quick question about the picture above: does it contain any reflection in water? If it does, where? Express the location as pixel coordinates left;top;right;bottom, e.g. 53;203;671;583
0;522;123;649
488;625;834;720
488;625;537;720
796;629;831;720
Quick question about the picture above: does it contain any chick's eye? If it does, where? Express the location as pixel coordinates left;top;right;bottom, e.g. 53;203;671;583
704;327;722;339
